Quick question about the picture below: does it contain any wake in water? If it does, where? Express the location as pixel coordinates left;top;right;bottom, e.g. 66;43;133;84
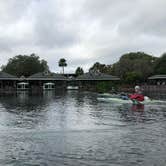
97;93;166;105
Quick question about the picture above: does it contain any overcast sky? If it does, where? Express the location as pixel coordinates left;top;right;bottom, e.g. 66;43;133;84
0;0;166;73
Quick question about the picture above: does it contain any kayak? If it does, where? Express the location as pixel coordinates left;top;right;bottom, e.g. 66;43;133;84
98;97;133;104
97;97;166;105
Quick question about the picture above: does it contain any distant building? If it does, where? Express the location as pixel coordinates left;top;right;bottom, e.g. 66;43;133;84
76;71;120;90
27;71;67;91
63;73;77;79
0;72;18;92
148;75;166;85
0;70;120;92
0;71;67;92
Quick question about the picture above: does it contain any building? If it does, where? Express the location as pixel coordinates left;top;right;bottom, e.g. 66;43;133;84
76;71;120;91
0;70;120;93
148;75;166;85
27;71;67;91
0;72;18;92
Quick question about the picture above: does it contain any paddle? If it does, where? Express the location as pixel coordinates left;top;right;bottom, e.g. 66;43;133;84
131;99;142;105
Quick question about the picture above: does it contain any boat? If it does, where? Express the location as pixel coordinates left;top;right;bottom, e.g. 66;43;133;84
17;82;29;91
43;82;55;90
67;86;79;90
97;96;166;105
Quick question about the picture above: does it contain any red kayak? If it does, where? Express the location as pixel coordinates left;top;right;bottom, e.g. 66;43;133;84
129;94;144;102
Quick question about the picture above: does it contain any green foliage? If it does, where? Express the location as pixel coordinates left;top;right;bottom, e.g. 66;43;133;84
58;58;67;74
125;71;142;84
111;52;157;82
154;53;166;74
75;67;84;76
88;52;166;84
96;81;117;93
2;53;49;77
89;62;112;74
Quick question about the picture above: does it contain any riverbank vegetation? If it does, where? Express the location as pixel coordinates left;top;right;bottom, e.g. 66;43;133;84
1;54;49;77
90;52;166;84
1;52;166;85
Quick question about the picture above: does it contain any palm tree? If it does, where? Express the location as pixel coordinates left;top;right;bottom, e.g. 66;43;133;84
75;67;84;76
58;58;67;74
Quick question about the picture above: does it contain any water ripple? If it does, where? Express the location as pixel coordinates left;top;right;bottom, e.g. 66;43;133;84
0;91;166;166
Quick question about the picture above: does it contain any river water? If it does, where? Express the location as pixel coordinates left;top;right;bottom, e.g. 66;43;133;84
0;91;166;166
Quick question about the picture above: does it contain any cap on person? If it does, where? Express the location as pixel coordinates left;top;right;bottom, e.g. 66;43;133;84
135;85;142;94
135;85;140;90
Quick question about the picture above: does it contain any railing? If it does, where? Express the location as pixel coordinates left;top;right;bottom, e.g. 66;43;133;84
142;85;166;93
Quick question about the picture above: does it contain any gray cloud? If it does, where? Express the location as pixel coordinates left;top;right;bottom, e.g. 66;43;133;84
32;0;80;48
0;0;31;24
0;0;165;72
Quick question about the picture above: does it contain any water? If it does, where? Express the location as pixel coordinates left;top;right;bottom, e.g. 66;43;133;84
0;91;166;166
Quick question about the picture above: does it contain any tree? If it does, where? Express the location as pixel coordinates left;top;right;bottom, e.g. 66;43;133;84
154;53;166;74
58;58;67;74
111;52;157;82
2;54;49;77
89;62;112;74
125;71;142;84
75;67;84;76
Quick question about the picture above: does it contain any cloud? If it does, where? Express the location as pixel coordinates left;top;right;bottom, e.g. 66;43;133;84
0;0;31;24
32;0;80;48
0;0;165;72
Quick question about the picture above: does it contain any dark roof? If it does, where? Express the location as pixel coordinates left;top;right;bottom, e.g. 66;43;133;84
76;72;120;81
28;72;67;80
148;75;166;80
63;73;77;78
0;72;18;80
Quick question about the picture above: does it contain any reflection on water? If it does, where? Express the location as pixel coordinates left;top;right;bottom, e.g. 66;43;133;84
0;91;166;166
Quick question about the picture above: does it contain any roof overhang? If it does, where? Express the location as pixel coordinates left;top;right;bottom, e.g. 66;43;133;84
148;75;166;80
17;82;29;85
0;78;19;80
27;78;67;81
44;82;55;85
76;78;120;81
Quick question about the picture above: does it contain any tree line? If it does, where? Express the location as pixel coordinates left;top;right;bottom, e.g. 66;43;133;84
1;54;69;77
1;52;166;83
90;52;166;84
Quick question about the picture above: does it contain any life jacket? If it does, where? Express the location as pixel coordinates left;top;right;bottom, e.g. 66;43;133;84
129;94;144;101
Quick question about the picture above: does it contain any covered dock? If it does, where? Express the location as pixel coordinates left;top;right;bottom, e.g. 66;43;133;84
27;71;67;92
76;71;120;91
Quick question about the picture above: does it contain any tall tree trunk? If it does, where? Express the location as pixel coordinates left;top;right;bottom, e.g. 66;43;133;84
62;67;64;74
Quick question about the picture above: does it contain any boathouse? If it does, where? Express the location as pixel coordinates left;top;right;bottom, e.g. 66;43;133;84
76;71;120;91
148;75;166;85
17;82;29;90
139;75;166;97
0;70;120;92
0;72;18;92
27;71;67;91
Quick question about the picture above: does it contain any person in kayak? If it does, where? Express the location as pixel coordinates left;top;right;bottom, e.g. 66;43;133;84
135;85;142;94
129;85;144;102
